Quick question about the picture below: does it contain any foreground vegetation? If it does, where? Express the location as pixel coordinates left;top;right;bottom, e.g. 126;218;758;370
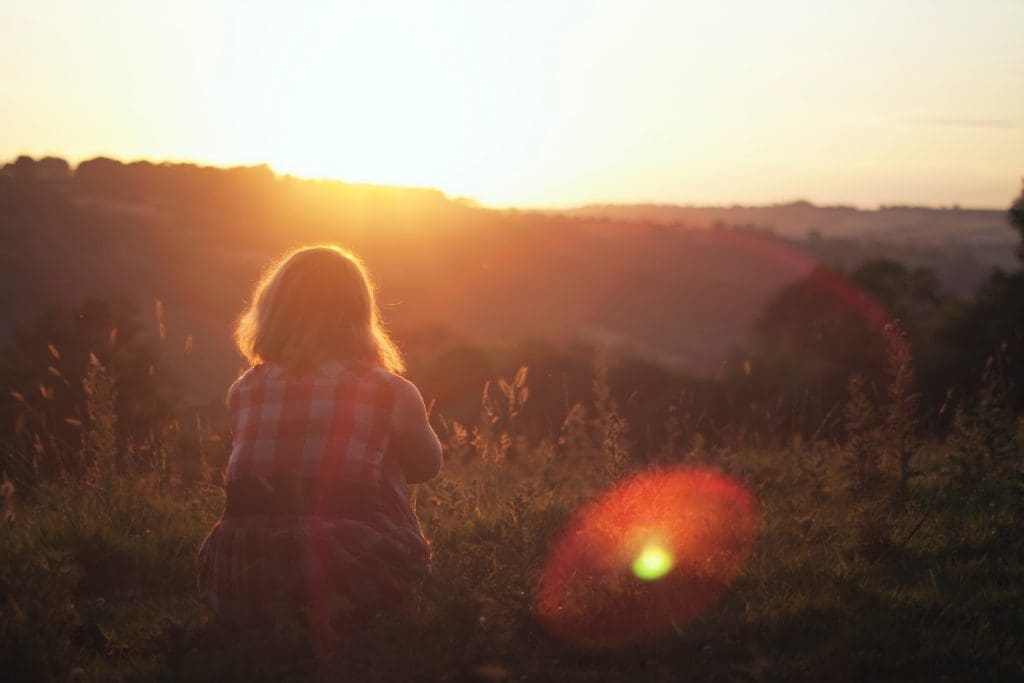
1;173;1021;681
1;353;1021;682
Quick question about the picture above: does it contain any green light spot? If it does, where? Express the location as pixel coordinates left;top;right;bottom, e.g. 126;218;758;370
632;544;674;580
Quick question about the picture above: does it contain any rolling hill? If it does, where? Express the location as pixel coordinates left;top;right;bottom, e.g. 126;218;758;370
0;156;1017;403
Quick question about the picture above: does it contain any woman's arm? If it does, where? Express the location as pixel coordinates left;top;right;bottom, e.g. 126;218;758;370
390;378;443;484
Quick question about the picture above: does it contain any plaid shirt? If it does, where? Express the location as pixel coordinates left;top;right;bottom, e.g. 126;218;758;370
225;360;402;486
198;360;430;627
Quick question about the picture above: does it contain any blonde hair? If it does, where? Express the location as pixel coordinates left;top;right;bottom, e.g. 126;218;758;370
235;245;404;374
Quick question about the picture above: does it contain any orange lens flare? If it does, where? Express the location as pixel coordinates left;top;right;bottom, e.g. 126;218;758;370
536;467;758;647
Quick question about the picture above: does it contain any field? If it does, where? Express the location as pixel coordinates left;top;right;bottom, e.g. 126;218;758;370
2;162;1023;681
4;1;1023;679
2;358;1022;682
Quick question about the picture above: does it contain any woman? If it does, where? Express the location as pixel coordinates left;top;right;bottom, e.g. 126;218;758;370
197;245;442;631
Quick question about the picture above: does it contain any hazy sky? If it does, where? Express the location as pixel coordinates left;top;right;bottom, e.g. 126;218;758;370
2;0;1022;207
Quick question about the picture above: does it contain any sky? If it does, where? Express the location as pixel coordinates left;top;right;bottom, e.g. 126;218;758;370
2;0;1022;208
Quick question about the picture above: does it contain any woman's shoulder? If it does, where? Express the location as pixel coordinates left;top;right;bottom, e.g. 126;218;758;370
353;366;425;416
347;362;405;387
231;360;413;399
226;364;269;407
370;366;421;397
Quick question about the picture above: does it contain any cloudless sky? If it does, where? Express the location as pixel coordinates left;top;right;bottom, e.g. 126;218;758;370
2;0;1022;207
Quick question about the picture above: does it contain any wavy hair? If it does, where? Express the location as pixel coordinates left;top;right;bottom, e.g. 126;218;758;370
234;245;404;374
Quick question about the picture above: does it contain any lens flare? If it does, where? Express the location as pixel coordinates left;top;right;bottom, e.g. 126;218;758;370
537;467;757;648
632;543;674;580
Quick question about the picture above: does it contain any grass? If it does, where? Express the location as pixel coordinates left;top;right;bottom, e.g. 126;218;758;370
1;364;1022;682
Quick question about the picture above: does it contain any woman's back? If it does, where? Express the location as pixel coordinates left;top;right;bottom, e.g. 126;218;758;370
198;361;435;628
226;360;401;485
196;245;441;630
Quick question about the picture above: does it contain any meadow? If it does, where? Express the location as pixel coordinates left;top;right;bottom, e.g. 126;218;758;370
3;0;1023;678
1;345;1021;682
1;161;1023;681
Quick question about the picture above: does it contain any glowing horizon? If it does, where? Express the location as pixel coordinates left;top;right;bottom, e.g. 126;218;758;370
2;1;1022;209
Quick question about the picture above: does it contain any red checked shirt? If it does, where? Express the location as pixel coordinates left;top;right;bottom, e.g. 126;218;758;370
225;360;402;486
197;360;430;626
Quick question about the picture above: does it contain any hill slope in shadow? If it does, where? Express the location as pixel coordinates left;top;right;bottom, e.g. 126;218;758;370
0;156;1014;402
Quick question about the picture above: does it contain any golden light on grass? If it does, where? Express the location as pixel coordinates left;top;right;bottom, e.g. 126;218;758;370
537;467;757;647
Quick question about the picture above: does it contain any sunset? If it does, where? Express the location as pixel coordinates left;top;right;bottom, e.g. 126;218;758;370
3;1;1022;207
1;1;1023;681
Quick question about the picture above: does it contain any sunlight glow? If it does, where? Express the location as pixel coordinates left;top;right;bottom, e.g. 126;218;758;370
1;1;1021;206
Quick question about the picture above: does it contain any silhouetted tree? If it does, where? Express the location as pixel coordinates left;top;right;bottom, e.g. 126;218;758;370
744;258;961;431
932;183;1024;410
1011;179;1024;261
36;157;71;181
747;264;891;426
11;155;37;183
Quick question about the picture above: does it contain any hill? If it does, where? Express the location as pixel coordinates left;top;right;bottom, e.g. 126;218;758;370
559;201;1017;290
559;201;1015;247
0;156;1017;403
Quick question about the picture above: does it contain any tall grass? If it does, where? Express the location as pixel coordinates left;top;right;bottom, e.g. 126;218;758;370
1;340;1022;681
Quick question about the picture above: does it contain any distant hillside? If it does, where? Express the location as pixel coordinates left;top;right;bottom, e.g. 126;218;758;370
560;201;1016;258
0;156;1017;403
